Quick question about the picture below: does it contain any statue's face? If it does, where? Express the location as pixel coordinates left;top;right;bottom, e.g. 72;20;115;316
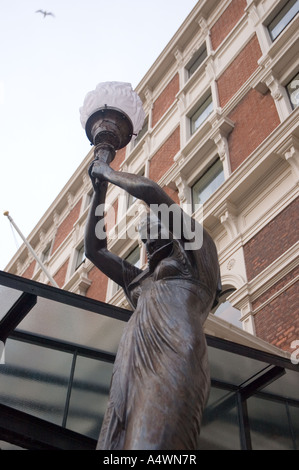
138;214;171;254
145;237;171;255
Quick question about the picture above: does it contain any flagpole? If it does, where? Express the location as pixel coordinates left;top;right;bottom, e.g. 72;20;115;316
3;211;59;288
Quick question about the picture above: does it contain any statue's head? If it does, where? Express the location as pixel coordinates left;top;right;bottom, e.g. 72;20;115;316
138;212;172;255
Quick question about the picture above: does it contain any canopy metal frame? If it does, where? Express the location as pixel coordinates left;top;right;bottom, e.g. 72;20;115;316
0;271;298;450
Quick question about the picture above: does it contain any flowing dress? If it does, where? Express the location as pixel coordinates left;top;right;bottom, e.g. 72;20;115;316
97;233;221;450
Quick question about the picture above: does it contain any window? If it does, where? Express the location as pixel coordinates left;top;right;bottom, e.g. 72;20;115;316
190;94;213;135
192;159;224;212
187;45;207;78
42;243;51;263
212;287;242;328
127;193;137;209
134;117;148;147
286;72;299;109
268;0;299;41
125;245;140;268
111;245;140;295
248;395;296;449
198;386;241;450
84;188;93;209
75;244;85;270
214;301;242;329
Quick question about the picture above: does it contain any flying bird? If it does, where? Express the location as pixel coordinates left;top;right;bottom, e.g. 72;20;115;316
35;10;55;18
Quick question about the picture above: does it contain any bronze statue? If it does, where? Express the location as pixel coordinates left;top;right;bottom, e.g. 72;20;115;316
84;147;221;450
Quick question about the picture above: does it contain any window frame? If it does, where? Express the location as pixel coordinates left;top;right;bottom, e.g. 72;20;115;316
191;158;225;213
74;243;86;271
41;242;52;263
124;245;141;269
190;93;213;136
286;71;299;109
109;244;141;298
186;44;208;79
267;0;299;41
133;116;148;148
84;188;93;210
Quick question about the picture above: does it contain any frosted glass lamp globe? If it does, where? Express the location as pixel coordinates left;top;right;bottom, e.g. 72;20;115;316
80;81;145;150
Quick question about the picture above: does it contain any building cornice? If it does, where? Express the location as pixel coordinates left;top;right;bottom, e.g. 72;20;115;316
135;0;220;98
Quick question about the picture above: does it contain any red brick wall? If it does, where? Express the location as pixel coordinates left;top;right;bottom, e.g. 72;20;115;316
253;265;299;310
53;258;69;288
163;185;180;204
211;0;247;50
217;35;262;107
152;74;179;127
52;199;82;253
149;127;180;181
253;267;299;352
228;89;280;171
22;260;36;279
244;197;299;281
85;266;108;302
111;147;126;171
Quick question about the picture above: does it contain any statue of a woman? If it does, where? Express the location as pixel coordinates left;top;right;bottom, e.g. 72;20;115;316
85;151;221;450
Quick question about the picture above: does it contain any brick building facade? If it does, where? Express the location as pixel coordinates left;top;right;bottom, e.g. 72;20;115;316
5;0;299;355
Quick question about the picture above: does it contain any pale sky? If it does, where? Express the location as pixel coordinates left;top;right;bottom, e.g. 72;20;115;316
0;0;198;270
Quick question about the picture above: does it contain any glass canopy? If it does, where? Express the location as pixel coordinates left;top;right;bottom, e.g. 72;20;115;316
0;271;298;450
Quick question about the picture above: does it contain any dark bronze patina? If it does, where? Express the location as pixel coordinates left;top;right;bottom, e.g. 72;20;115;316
84;106;133;150
84;114;221;450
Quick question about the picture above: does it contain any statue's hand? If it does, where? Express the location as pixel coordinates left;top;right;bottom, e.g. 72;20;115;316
88;159;112;191
88;159;104;190
91;160;111;181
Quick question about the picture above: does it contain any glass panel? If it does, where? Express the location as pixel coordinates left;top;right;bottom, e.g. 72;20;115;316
263;369;299;402
192;159;224;211
42;243;52;263
0;441;24;450
112;246;141;293
127;193;137;208
289;404;299;449
208;345;270;387
0;338;73;425
111;280;121;295
190;94;213;134
286;72;299;109
134;118;148;146
85;189;93;209
268;0;299;40
188;46;207;77
18;296;126;353
248;395;294;449
75;244;86;270
125;246;140;268
198;387;240;449
0;286;23;321
66;356;113;440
